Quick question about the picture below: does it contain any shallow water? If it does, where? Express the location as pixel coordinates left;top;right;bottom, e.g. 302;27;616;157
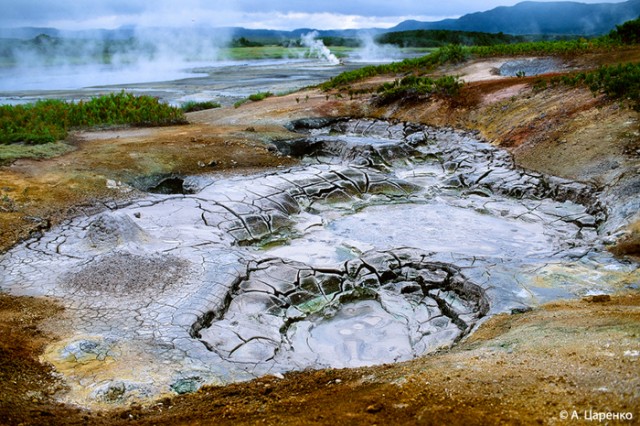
0;56;388;106
0;119;637;406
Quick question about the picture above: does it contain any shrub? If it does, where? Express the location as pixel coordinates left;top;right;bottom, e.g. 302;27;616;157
556;63;640;110
374;75;464;105
248;91;273;102
608;17;640;45
181;100;221;112
0;92;186;144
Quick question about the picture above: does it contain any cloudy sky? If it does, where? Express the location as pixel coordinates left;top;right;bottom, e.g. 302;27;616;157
0;0;629;30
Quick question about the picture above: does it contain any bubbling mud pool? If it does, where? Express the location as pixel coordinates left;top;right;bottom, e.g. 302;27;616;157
0;119;638;407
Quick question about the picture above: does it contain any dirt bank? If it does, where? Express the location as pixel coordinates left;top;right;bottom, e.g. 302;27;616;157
1;50;639;425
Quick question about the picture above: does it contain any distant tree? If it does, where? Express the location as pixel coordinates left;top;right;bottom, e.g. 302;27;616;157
609;17;640;44
231;37;263;47
376;29;523;48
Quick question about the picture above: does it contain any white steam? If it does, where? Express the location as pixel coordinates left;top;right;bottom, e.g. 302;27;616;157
300;31;340;65
0;27;232;91
351;32;402;63
133;27;229;63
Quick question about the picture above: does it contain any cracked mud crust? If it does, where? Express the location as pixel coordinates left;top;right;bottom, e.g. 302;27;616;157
1;293;638;425
1;48;639;424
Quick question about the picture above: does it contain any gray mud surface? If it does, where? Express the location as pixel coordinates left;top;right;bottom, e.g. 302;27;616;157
1;119;637;407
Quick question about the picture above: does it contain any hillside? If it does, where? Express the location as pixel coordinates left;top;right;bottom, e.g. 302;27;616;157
391;0;640;35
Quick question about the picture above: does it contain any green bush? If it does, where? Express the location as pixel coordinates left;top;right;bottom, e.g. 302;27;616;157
234;91;274;108
181;100;221;112
374;75;464;104
608;17;640;45
234;99;249;108
248;91;273;102
0;92;186;144
435;44;468;64
555;63;640;110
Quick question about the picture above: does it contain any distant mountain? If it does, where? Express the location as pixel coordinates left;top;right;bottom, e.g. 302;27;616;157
2;0;639;42
390;0;640;35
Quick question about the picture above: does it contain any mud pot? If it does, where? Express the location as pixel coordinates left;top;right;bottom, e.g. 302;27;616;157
0;118;637;408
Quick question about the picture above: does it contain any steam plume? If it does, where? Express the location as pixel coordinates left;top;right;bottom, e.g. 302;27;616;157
300;31;340;65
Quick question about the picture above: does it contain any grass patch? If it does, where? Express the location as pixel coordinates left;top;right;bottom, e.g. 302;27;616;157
468;38;619;58
374;75;464;105
234;91;274;108
0;141;76;165
248;92;273;102
0;91;187;145
181;100;221;112
222;46;353;60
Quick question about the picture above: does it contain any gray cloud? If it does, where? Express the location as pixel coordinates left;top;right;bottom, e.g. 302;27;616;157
0;0;629;30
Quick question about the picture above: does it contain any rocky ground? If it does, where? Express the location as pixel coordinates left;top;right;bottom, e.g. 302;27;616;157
0;49;639;425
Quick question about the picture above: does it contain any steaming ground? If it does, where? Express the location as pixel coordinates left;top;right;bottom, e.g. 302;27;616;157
0;59;365;107
0;34;420;106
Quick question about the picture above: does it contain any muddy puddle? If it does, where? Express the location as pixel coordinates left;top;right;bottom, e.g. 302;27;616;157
498;57;567;76
1;119;637;407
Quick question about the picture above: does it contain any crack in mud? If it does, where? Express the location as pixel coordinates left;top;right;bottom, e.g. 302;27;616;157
1;118;637;407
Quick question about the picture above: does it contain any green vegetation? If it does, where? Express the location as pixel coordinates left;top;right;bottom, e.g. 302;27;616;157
230;37;264;48
468;37;619;58
377;30;523;48
608;16;640;45
0;92;186;145
320;44;464;90
553;63;640;110
234;91;274;108
221;45;353;60
0;141;76;165
374;75;464;105
322;17;640;112
322;29;635;91
248;91;273;102
319;37;361;48
181;100;221;112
